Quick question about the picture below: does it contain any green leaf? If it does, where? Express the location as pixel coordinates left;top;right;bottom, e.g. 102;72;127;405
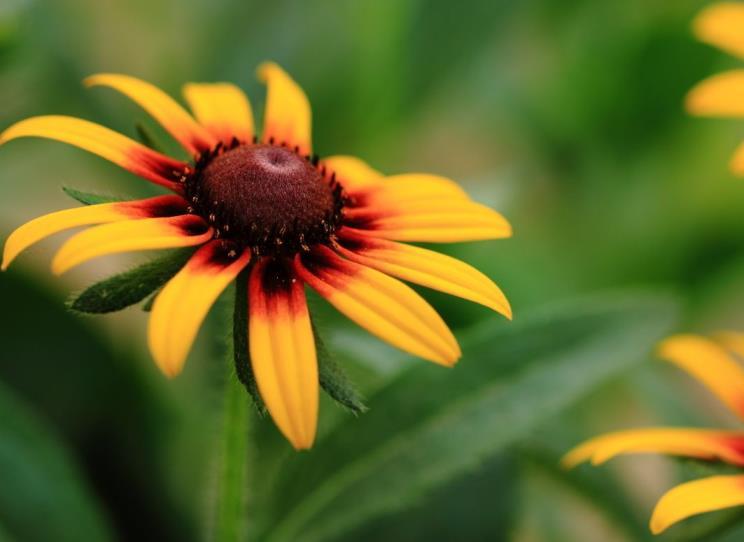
705;513;744;542
233;271;267;414
0;270;197;539
68;249;194;314
344;454;517;542
314;323;367;415
62;186;126;205
0;380;113;542
259;291;679;542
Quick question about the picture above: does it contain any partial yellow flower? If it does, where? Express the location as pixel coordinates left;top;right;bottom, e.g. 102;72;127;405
564;333;744;534
687;3;744;175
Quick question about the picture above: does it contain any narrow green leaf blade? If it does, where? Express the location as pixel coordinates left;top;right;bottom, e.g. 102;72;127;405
0;381;113;542
62;186;126;205
68;249;194;314
261;292;680;542
344;454;517;542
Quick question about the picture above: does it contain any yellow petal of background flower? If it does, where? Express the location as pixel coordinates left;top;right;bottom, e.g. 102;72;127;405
248;258;318;450
257;62;312;155
337;230;511;318
1;195;188;270
183;82;254;145
295;246;460;366
686;71;744;118
716;331;744;359
562;428;744;469
321;155;383;191
148;241;250;377
51;215;212;274
85;73;216;155
0;116;186;189
729;141;744;176
650;475;744;535
693;2;744;60
658;334;744;420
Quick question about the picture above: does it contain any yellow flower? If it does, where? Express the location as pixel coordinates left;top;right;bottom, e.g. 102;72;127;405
0;63;512;450
687;2;744;174
563;333;744;534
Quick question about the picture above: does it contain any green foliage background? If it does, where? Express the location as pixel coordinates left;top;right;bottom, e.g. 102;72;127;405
0;0;742;540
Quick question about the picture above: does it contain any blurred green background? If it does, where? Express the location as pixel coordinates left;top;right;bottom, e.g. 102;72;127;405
2;0;744;540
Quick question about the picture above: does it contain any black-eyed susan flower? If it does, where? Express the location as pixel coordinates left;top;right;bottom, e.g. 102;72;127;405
563;333;744;535
687;2;744;175
0;63;512;450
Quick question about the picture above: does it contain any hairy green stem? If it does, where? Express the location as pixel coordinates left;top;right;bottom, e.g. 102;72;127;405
211;375;250;542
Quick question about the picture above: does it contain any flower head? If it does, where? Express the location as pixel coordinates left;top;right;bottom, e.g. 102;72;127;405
687;2;744;175
1;63;512;449
563;333;744;534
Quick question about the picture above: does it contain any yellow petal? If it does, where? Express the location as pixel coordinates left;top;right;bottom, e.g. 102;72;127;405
0;116;186;189
148;241;250;377
350;173;471;204
729;140;744;176
248;258;318;450
295;246;460;366
345;200;512;243
562;428;744;469
51;215;212;274
257;62;312;155
693;2;744;60
2;195;189;270
686;71;744;118
183;82;254;145
337;229;511;318
658;334;744;420
85;73;216;155
716;331;744;358
650;475;744;535
321;155;383;191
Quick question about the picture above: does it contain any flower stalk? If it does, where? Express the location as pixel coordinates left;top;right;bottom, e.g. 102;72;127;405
209;294;251;542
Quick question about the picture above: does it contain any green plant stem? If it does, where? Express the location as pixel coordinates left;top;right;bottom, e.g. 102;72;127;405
211;363;250;541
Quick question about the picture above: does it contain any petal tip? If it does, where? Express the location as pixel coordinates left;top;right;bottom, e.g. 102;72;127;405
684;86;705;116
289;434;316;451
559;454;579;470
148;338;186;379
501;221;514;238
50;256;70;276
560;443;591;470
1;248;13;271
82;74;101;88
499;299;513;320
161;363;183;379
0;120;25;145
730;154;744;177
83;73;114;88
649;513;669;536
439;349;461;367
256;61;279;81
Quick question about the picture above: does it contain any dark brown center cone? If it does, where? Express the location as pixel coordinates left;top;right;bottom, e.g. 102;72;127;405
190;144;341;253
